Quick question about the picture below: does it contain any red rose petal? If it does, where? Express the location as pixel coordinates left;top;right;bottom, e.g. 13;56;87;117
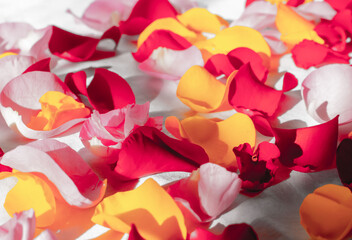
132;30;192;63
119;0;178;35
23;58;51;74
273;116;338;172
337;138;352;190
114;126;209;180
49;26;121;62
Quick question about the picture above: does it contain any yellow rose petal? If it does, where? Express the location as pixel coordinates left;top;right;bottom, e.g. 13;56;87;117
166;113;256;169
276;3;324;46
0;52;17;59
27;91;90;131
92;178;187;240
1;172;56;228
177;8;228;34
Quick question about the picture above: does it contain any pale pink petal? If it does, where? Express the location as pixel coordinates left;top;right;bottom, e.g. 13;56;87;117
0;177;18;224
0;71;86;139
169;0;198;13
0;139;106;208
139;46;204;80
0;55;35;93
302;64;352;125
198;163;241;218
296;2;337;21
230;1;277;30
0;209;35;240
80;102;162;157
0;22;52;60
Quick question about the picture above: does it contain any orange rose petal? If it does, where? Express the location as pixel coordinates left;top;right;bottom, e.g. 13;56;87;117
176;65;234;113
27;91;90;131
300;184;352;240
92;178;187;240
137;18;205;48
176;8;228;34
275;3;324;46
194;26;271;59
165;113;256;170
1;172;56;228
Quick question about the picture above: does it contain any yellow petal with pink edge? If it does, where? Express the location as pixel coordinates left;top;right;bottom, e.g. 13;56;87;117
0;52;17;59
276;3;324;46
137;18;205;48
165;113;256;170
177;8;228;34
27;91;90;131
92;178;187;240
1;172;56;228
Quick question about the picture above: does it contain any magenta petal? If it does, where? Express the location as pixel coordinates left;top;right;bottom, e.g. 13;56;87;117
204;54;235;77
128;224;145;240
133;30;192;62
336;138;352;190
0;209;35;240
0;139;106;207
119;0;178;35
23;58;51;74
273;116;338;172
228;63;282;117
65;68;135;113
114;126;209;180
189;223;258;240
49;26;121;62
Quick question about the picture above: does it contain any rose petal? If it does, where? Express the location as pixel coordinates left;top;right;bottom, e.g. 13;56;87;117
128;224;145;240
65;68;135;113
165;113;256;170
0;209;35;240
23;58;51;73
0;139;106;208
302;64;352;124
0;172;56;227
189;223;258;240
92;178;187;240
300;184;352;240
114;126;209;180
49;26;121;62
0;71;85;139
273;116;338;172
337;138;352;190
138;46;204;80
296;1;337;21
132;30;192;63
119;0;178;35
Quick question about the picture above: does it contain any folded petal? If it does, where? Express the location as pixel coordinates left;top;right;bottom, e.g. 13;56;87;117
114;126;209;180
49;26;121;62
168;163;241;224
132;30;192;63
0;209;35;240
302;64;352;124
337;138;352;190
273;116;338;172
0;139;106;208
165;113;256;170
0;172;56;227
176;65;233;113
65;68;135;113
92;178;187;240
189;223;258;240
119;0;178;35
275;3;324;46
0;71;86;139
291;40;349;69
300;184;352;240
80;103;162;157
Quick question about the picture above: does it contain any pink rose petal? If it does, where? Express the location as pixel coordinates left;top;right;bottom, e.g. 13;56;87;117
0;209;35;240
